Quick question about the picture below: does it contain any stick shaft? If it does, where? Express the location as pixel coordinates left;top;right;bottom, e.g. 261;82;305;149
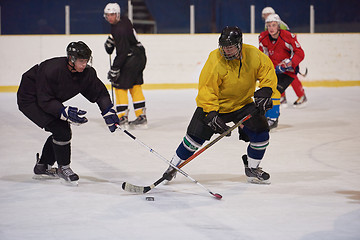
116;125;220;197
123;113;252;194
109;54;114;104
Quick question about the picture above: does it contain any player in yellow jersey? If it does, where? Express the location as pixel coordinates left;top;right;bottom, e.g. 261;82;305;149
163;26;277;184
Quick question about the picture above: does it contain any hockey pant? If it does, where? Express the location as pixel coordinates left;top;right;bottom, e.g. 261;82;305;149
115;85;145;117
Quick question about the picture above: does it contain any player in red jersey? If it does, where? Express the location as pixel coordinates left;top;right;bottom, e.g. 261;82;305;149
259;14;305;129
261;9;307;108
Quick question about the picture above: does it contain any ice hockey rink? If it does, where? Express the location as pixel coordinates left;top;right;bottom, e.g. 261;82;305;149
1;86;359;240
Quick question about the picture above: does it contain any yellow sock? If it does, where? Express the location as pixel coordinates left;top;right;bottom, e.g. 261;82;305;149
115;88;129;118
129;85;146;117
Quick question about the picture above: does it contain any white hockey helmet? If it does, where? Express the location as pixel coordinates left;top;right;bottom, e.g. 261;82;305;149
104;3;121;21
265;13;281;24
262;7;275;15
262;7;275;20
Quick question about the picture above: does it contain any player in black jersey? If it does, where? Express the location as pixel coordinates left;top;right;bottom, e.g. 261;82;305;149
104;3;147;128
17;41;119;185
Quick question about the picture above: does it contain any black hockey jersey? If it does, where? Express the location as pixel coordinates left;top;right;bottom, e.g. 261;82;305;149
17;57;112;127
111;16;141;70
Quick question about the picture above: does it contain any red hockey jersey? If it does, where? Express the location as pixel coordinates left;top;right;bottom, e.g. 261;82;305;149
259;30;304;78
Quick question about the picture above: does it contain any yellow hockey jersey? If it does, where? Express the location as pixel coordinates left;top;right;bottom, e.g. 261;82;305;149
196;44;277;114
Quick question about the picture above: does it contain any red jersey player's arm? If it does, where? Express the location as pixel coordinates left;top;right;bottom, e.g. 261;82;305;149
286;32;304;67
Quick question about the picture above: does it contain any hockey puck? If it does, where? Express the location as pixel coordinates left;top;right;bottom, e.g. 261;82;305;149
145;197;155;201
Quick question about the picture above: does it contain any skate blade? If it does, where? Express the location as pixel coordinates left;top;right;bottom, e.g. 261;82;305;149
293;102;307;108
247;178;271;185
129;123;148;130
32;174;59;180
60;178;79;187
117;123;129;130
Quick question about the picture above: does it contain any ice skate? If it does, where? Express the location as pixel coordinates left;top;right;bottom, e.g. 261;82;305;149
33;153;59;180
242;155;270;184
57;165;79;186
163;155;184;184
163;166;177;183
117;115;129;129
129;114;147;129
267;117;278;130
293;95;307;108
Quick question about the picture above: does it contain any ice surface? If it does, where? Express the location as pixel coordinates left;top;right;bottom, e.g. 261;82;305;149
1;87;360;240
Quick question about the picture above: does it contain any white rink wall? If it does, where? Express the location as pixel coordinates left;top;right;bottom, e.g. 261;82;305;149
0;33;359;86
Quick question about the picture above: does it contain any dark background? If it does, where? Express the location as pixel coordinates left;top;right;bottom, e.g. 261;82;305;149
1;0;359;34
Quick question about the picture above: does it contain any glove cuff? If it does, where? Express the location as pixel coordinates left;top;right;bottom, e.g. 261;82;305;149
101;104;115;116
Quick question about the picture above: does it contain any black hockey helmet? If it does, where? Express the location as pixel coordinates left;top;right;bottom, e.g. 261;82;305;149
66;41;92;63
218;26;243;60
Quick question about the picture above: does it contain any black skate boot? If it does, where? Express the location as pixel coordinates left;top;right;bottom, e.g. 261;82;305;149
242;155;270;184
58;165;79;186
33;153;59;180
163;155;184;183
293;94;307;108
118;115;129;129
117;109;129;129
267;117;278;130
129;108;147;129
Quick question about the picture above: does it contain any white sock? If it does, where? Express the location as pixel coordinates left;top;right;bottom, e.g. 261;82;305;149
247;156;261;169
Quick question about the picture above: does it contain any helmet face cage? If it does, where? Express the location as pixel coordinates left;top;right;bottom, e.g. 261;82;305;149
67;41;93;67
104;3;121;21
218;26;243;60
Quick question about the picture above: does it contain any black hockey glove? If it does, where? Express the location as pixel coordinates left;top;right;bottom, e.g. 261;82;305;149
254;87;273;115
60;106;88;125
104;36;115;54
107;68;120;83
204;111;231;136
102;104;120;133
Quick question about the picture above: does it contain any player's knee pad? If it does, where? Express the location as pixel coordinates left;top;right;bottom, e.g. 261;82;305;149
53;127;71;143
242;126;269;142
243;127;269;148
176;134;205;160
248;131;269;158
251;130;269;144
46;120;72;142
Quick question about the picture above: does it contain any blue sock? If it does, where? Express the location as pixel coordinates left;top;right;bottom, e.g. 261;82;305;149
176;134;204;160
265;104;280;119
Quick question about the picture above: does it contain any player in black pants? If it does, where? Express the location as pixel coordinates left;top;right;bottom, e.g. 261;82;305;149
163;27;277;184
17;41;119;185
104;3;147;128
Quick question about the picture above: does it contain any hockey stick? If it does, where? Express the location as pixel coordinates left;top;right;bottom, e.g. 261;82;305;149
109;54;114;104
116;124;223;199
121;113;252;198
298;67;308;77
